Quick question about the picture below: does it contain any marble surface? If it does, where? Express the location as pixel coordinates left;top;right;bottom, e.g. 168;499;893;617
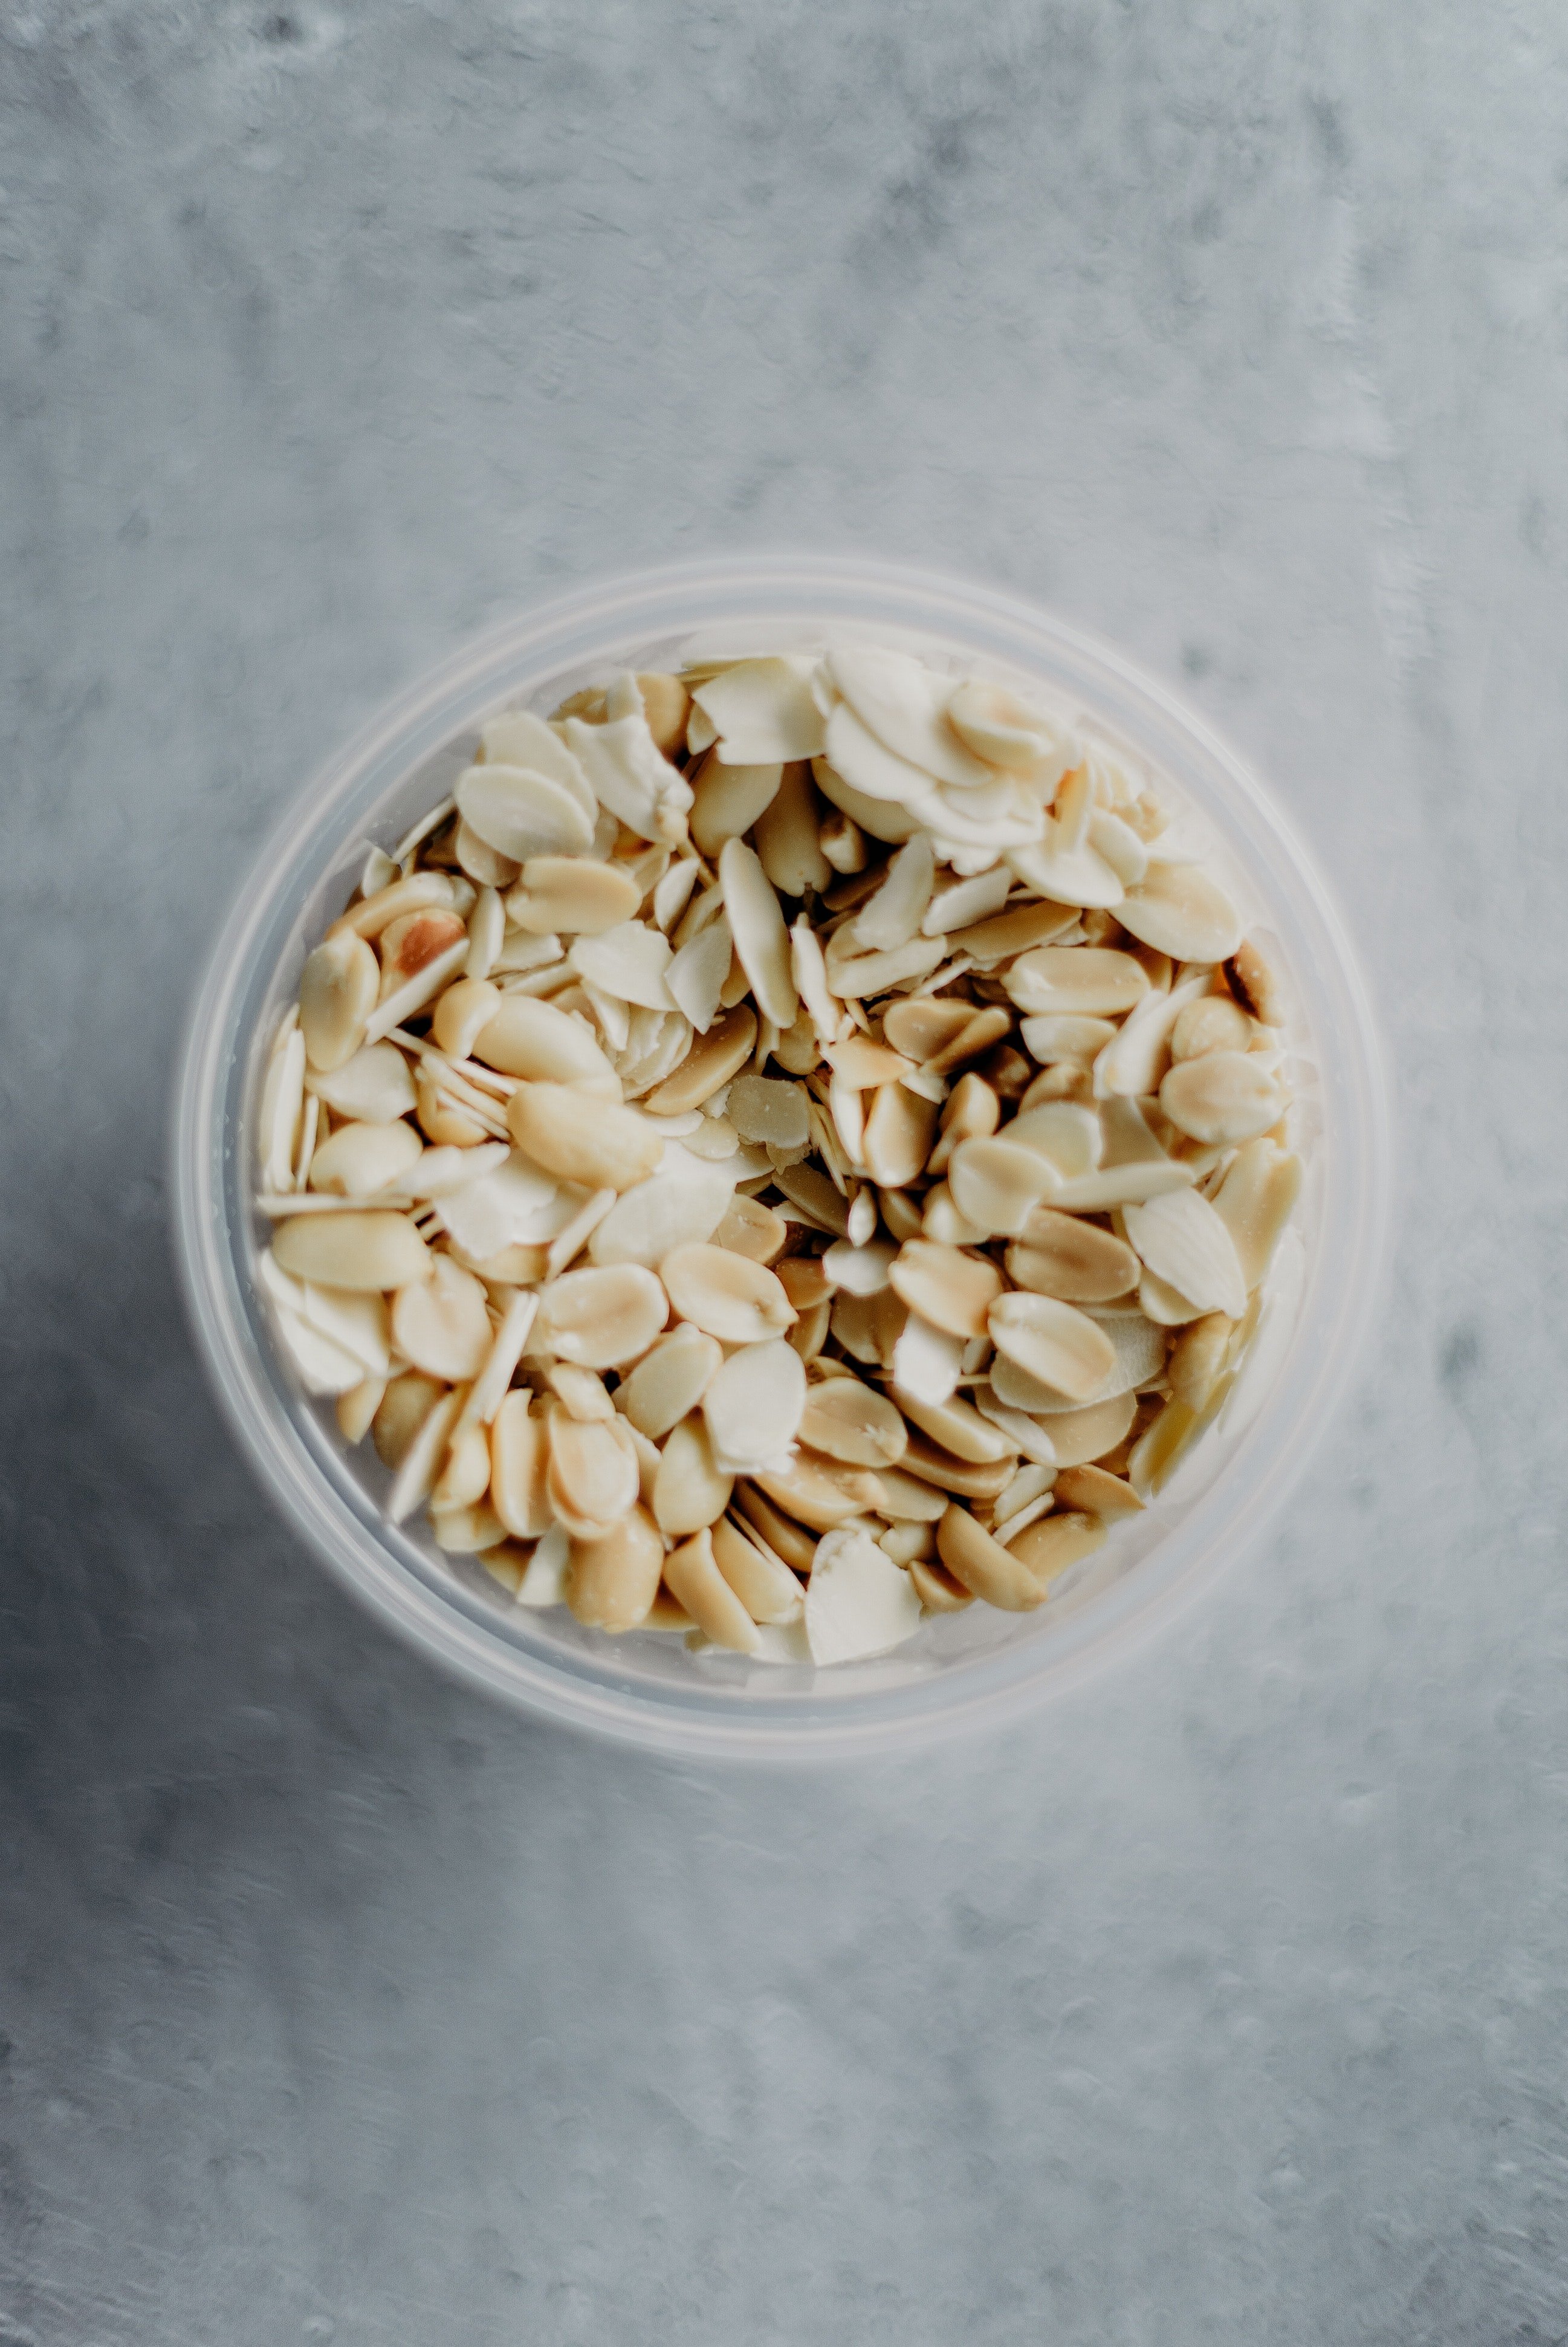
3;4;1566;2340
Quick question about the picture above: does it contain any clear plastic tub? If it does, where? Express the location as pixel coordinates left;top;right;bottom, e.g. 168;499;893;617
171;555;1392;1759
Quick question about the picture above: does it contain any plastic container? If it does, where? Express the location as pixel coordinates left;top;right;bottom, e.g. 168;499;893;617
172;555;1391;1759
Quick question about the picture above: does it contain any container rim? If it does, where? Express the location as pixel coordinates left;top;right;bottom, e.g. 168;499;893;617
170;552;1394;1761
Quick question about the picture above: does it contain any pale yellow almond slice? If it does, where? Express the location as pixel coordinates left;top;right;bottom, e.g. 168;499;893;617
1019;1014;1118;1069
644;1005;757;1115
690;757;784;858
693;658;826;764
547;1407;641;1539
386;1386;465;1526
1127;1397;1200;1498
305;1041;418;1124
887;1309;959;1405
925;1074;1000;1179
433;1417;493;1510
258;1013;306;1194
1017;1388;1137;1468
653;1415;733;1535
504;857;641;937
776;1255;832;1310
1116;861;1242;963
799;1376;907;1468
536;1262;667;1370
273;1209;429;1292
507;1084;663;1193
1005;832;1124;909
1160;1050;1285;1147
887;1240;1001;1339
988;1292;1116;1402
299;930;380;1073
662;1242;795;1345
862;1084;938;1189
719;837;797;1028
754;1450;884;1530
971;1392;1058;1468
1166;1313;1235;1411
850;835;936;953
818;804;868;872
734;1481;820;1570
664;917;733;1034
946;678;1077;779
896;1431;1016;1500
616;1322;724;1440
1006;1210;1139;1303
993;1461;1057;1526
566;1506;664;1631
1123;1190;1248;1320
457;762;596;863
712;1515;805;1624
1224;937;1283;1026
909;1555;974;1612
329;870;457;942
372;1371;446;1469
811;753;923;844
1053;1463;1142;1519
872;1466;951;1523
754;763;832;897
1006;1101;1102;1181
1210;1138;1303;1290
1008;1509;1107;1591
1092;972;1207;1099
947;1137;1056;1239
336;1374;387;1446
432;977;503;1061
827;646;997;793
936;1503;1046;1610
701;1339;807;1472
1003;947;1150;1018
473;994;620;1095
878;1518;935;1565
710;1194;787;1263
824;1035;913;1090
826;934;948;1001
455;821;520;893
308;1118;424;1199
918;1005;1013;1080
489;1393;553;1538
893;1386;1013;1465
921;863;1011;936
821;1238;896;1295
881;997;973;1060
568;921;676;1012
805;1526;923;1664
1170;993;1252;1063
391;1255;493;1381
727;1073;811;1150
948;900;1078;965
1086;807;1148;888
662;1527;762;1654
429;1498;508;1553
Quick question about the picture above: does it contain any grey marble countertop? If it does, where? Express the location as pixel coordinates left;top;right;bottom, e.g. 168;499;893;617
4;5;1566;2341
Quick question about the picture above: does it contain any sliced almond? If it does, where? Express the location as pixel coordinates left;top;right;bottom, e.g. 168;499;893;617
299;930;380;1073
489;1392;554;1538
1211;1139;1303;1290
821;1238;896;1296
799;1376;907;1468
887;1239;1000;1338
390;1255;493;1381
805;1526;924;1663
473;994;620;1095
505;857;641;936
893;1386;1012;1464
690;757;784;859
1053;1463;1142;1519
507;1084;663;1193
611;1326;720;1446
1170;993;1252;1063
1123;1190;1248;1320
896;1431;1016;1500
719;837;797;1029
909;1555;974;1612
1008;1509;1107;1590
1006;1101;1102;1181
861;1084;938;1189
662;1527;762;1654
305;1042;418;1124
308;1118;424;1199
936;1503;1046;1610
457;762;596;863
811;750;924;844
536;1262;668;1369
1003;947;1150;1018
568;921;676;1013
947;1137;1055;1239
386;1385;465;1526
1023;1388;1136;1468
329;870;456;942
1007;1211;1139;1303
712;1515;805;1623
372;1371;445;1469
547;1407;641;1540
693;658;826;763
455;821;520;890
1116;861;1242;963
947;679;1077;779
882;997;973;1060
824;1035;913;1090
949;900;1078;964
634;673;691;758
754;1451;883;1530
661;1243;795;1345
644;1005;757;1115
1224;936;1283;1026
734;1481;820;1570
1019;1014;1118;1069
273;1209;429;1293
433;1417;493;1510
335;1373;387;1446
566;1505;664;1631
1166;1313;1234;1412
664;917;733;1034
850;835;937;953
754;763;832;897
701;1339;806;1473
710;1193;787;1263
652;1415;734;1535
988;1292;1116;1402
826;934;947;1000
1160;1050;1285;1147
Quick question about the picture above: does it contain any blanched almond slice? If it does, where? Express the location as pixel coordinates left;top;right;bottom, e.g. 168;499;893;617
536;1262;667;1369
455;821;520;890
299;930;380;1072
479;709;594;811
909;1555;974;1612
774;1162;852;1237
617;1323;723;1440
1006;834;1124;910
925;1074;1000;1180
690;759;784;858
1116;861;1242;963
826;647;997;792
1052;1462;1142;1519
701;1339;806;1472
710;1193;787;1263
377;907;470;993
652;855;700;934
566;1505;664;1631
1093;973;1208;1099
1008;1211;1139;1303
1224;937;1283;1026
644;1005;757;1115
882;997;973;1060
336;1374;387;1446
548;1407;642;1540
1167;1313;1234;1411
947;1137;1056;1238
921;864;1011;936
894;1386;1012;1464
734;1481;820;1570
947;678;1076;779
918;1006;1012;1081
1159;1050;1285;1146
719;838;797;1029
850;835;936;953
805;1526;923;1664
663;1527;762;1654
428;977;500;1062
1008;1509;1106;1591
896;1431;1016;1500
1138;1269;1206;1327
653;1415;733;1535
754;1451;883;1530
273;1209;430;1292
665;917;733;1034
872;1466;951;1522
1007;1101;1102;1181
728;1074;811;1150
949;900;1078;964
1124;1190;1248;1319
568;921;676;1012
887;1309;960;1405
488;1393;553;1538
754;763;832;898
308;1117;424;1199
330;870;457;942
862;1085;938;1189
888;1240;1000;1338
391;1255;492;1381
692;658;826;763
259;1015;306;1194
433;1417;493;1510
826;934;947;1000
936;1504;1046;1611
1004;947;1150;1018
822;1238;896;1295
1170;993;1252;1063
633;673;691;759
825;1035;913;1089
811;750;923;842
305;1041;418;1124
456;763;596;863
777;1255;832;1309
799;1376;907;1468
267;1300;374;1397
561;710;692;846
372;1371;445;1469
661;1243;795;1345
818;804;868;873
386;1386;466;1526
472;994;620;1094
505;857;641;937
1025;1388;1136;1468
508;1084;663;1193
712;1515;805;1624
1211;1138;1302;1290
988;1292;1116;1402
1019;1014;1118;1068
971;1392;1058;1467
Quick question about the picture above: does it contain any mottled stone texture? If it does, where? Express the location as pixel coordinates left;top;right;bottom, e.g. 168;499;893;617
2;4;1566;2341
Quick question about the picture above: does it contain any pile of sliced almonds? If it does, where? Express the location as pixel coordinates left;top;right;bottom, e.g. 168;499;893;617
254;645;1303;1666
